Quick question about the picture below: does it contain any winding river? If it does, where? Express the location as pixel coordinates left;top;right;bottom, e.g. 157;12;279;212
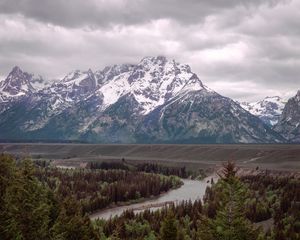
90;175;217;220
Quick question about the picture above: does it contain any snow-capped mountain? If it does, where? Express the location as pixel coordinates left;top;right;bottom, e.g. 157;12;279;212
239;96;285;126
0;66;49;113
0;66;34;101
274;91;300;143
0;57;286;143
0;66;48;100
96;56;207;114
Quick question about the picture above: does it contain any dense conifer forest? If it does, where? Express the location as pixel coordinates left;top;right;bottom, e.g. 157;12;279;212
95;162;300;240
0;154;299;240
35;166;182;214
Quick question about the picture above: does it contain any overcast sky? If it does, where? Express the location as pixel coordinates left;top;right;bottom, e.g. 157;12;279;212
0;0;299;101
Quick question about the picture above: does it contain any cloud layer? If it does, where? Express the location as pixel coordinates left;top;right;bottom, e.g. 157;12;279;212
0;0;299;101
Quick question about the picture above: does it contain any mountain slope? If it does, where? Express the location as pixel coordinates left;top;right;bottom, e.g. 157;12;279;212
274;91;300;143
136;90;284;143
0;57;286;143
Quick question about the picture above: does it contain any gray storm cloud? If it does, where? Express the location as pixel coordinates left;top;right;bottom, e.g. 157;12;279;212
0;0;299;102
0;0;284;27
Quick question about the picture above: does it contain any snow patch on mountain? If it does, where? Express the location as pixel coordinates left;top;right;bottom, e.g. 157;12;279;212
98;71;131;107
239;96;286;126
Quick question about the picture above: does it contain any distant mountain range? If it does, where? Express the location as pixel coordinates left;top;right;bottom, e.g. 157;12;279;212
239;96;286;126
0;56;298;143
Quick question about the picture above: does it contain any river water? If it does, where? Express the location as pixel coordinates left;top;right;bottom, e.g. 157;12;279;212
90;175;217;220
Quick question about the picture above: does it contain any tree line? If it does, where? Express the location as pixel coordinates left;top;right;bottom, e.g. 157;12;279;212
88;160;206;179
35;165;182;214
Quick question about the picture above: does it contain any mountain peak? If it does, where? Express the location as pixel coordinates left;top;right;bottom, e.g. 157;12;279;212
292;90;300;101
95;56;206;115
138;56;169;71
240;96;285;126
0;66;34;97
11;65;23;74
263;96;285;105
57;69;97;100
265;96;281;100
8;66;30;80
128;56;205;114
140;56;168;64
0;66;49;102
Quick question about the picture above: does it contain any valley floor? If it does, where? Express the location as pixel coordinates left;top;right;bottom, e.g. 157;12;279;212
1;143;300;171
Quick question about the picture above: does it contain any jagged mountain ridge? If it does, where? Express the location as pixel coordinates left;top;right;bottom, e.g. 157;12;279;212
0;56;285;143
239;96;286;126
0;66;48;99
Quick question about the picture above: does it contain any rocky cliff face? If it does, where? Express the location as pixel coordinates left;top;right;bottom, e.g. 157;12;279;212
274;91;300;143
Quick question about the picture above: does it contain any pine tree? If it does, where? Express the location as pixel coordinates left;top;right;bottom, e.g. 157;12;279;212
198;161;261;240
0;154;16;237
2;158;51;240
50;196;98;240
160;212;178;240
0;156;100;240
